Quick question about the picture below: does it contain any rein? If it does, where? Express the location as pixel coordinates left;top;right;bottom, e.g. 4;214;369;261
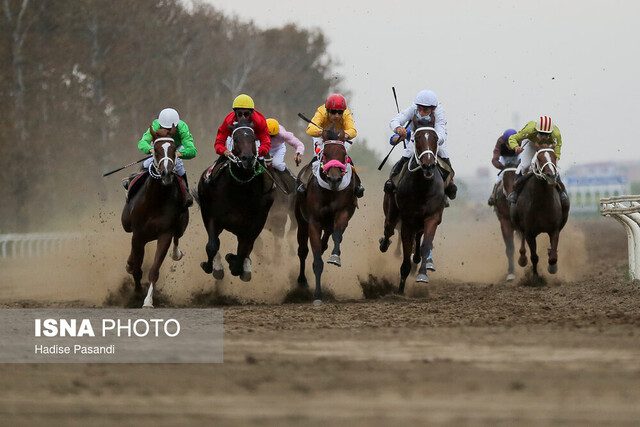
531;148;558;180
149;137;176;179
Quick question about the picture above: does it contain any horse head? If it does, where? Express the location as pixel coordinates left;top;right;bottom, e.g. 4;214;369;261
531;143;559;186
229;118;257;170
150;125;177;186
501;159;520;195
411;115;439;180
319;139;348;191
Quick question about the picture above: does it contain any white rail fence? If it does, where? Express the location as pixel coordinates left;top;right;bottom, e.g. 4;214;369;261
0;233;83;259
599;195;640;280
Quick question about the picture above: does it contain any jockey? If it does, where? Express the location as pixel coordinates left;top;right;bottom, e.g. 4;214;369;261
299;93;364;198
266;118;304;171
214;94;271;166
385;89;457;201
506;116;568;206
487;128;518;206
123;107;197;207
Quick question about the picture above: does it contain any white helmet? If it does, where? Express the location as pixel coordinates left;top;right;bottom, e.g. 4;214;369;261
158;108;180;128
414;89;438;107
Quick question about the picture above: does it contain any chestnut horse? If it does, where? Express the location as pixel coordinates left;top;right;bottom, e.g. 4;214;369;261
510;144;570;276
197;119;274;281
492;161;519;281
121;126;188;307
379;121;446;293
295;139;357;303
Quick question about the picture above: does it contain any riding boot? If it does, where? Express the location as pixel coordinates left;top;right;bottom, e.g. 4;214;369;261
556;177;570;210
122;172;139;191
507;173;525;205
180;173;193;208
384;156;409;194
353;171;365;198
440;158;457;200
296;160;314;195
487;181;500;206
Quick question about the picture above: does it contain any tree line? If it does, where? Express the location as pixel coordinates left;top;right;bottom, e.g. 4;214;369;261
1;0;370;232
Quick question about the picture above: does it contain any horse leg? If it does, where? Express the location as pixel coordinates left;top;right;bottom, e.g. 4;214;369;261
321;230;331;253
171;235;184;261
417;217;439;283
234;236;256;282
526;234;539;276
201;219;224;279
547;230;560;274
499;217;516;281
126;233;145;295
143;233;172;308
328;211;350;267
296;216;309;288
518;232;528;267
309;222;325;303
380;193;399;252
398;224;413;294
412;232;423;264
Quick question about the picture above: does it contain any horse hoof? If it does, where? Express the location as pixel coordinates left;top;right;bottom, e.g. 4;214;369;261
416;273;429;283
142;302;154;308
297;278;309;288
312;299;323;306
240;271;252;282
548;263;558;274
212;269;224;280
506;273;516;282
379;237;391;253
125;263;133;274
200;262;213;274
171;249;184;261
327;254;341;267
518;257;528;267
425;259;436;272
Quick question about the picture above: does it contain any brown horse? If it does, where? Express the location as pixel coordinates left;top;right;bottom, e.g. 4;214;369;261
295;139;357;303
379;121;446;293
510;144;570;276
492;161;519;281
197;119;274;281
121;126;188;307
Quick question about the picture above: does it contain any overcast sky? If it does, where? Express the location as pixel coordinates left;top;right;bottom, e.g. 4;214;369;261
206;0;639;175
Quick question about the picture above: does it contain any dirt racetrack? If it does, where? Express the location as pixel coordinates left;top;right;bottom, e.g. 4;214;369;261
1;211;639;424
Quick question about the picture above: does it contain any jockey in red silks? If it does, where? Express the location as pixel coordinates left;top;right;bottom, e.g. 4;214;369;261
213;94;271;165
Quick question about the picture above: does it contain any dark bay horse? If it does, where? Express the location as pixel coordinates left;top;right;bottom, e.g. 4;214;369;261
379;122;446;293
295;139;357;303
197;119;274;281
510;144;570;276
121;126;188;307
493;161;519;281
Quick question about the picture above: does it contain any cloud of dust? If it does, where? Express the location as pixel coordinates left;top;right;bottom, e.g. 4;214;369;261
0;173;590;306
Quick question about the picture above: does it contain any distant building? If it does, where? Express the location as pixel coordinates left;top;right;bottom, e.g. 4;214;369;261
564;162;630;213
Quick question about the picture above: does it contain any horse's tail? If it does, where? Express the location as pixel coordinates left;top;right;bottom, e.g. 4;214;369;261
191;188;201;207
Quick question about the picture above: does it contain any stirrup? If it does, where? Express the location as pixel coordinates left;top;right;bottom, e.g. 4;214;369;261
355;185;365;198
383;179;395;194
122;178;130;190
487;196;495;207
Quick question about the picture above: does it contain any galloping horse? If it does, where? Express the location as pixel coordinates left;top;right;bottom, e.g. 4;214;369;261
121;126;188;308
295;138;357;303
510;144;570;276
197;119;274;281
379;119;446;293
264;168;297;261
492;161;519;281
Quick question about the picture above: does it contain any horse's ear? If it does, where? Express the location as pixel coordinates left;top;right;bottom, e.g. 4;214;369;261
228;124;235;131
169;124;177;137
150;125;157;139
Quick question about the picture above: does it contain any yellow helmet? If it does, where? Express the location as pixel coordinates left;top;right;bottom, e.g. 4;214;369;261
232;94;255;109
266;118;280;136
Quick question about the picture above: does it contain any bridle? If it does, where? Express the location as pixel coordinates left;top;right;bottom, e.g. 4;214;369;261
227;126;257;166
531;148;558;181
408;126;438;172
149;137;175;179
318;140;348;176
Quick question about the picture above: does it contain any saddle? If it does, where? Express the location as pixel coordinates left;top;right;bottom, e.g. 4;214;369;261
204;160;229;184
126;171;149;202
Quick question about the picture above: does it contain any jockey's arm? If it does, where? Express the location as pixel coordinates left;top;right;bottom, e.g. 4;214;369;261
305;106;325;137
342;109;357;140
433;105;448;145
553;127;562;160
491;138;503;169
389;106;414;133
282;127;305;155
177;121;197;159
137;127;154;154
508;121;536;151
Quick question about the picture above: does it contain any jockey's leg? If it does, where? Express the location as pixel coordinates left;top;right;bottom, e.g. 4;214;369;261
122;158;152;190
384;156;410;194
296;156;318;195
346;157;364;198
488;180;500;206
507;142;535;205
175;159;193;208
439;157;457;200
556;175;570;209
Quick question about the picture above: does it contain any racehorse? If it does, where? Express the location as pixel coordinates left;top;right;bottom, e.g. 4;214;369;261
121;126;188;308
197;118;275;281
264;168;298;261
379;119;446;293
295;137;357;303
492;161;519;281
510;144;570;277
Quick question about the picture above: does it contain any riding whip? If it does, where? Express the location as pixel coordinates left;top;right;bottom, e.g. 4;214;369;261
103;155;152;177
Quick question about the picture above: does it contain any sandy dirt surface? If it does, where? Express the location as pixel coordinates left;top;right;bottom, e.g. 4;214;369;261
1;197;639;424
